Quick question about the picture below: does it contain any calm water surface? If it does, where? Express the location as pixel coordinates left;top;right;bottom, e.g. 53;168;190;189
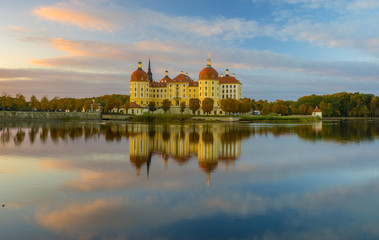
1;120;379;240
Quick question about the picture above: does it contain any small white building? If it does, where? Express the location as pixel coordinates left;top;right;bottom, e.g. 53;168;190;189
128;102;144;115
312;107;322;118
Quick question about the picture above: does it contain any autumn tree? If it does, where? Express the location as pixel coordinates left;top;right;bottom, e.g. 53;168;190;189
83;99;92;112
148;101;156;113
298;104;306;115
220;99;231;114
180;101;186;114
370;97;378;117
74;99;83;112
240;98;251;114
114;98;122;112
189;98;200;114
280;105;289;116
29;95;40;111
201;98;214;115
49;97;59;111
40;96;49;111
272;103;281;114
104;97;116;112
15;93;26;110
162;99;171;113
122;100;130;113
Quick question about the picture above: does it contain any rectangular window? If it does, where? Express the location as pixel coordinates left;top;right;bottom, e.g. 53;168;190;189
205;92;207;97
212;87;214;90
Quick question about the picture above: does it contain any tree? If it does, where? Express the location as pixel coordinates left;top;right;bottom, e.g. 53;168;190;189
40;96;49;111
29;95;40;111
272;103;281;114
15;93;26;110
220;99;230;114
50;97;59;111
189;98;200;114
162;99;171;113
148;101;156;113
280;105;288;116
201;98;214;115
74;99;83;112
307;105;314;115
298;104;306;115
180;101;186;114
123;100;130;114
370;97;378;117
114;98;122;112
104;97;116;112
83;99;92;112
241;98;251;114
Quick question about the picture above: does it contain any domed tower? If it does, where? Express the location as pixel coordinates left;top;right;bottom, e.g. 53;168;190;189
198;56;219;106
130;60;149;107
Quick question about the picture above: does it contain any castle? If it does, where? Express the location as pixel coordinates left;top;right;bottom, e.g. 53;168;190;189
129;57;242;115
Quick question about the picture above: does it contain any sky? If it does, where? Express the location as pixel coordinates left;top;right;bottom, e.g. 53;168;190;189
0;0;379;101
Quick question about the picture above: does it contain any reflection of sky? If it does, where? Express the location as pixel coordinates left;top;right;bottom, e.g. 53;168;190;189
1;122;379;239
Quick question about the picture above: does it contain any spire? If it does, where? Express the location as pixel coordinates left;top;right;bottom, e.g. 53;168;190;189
225;66;229;76
207;54;211;67
138;59;142;69
147;152;152;179
165;68;168;78
147;57;153;82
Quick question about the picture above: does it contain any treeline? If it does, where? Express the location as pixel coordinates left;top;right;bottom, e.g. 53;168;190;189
0;93;129;112
248;92;379;117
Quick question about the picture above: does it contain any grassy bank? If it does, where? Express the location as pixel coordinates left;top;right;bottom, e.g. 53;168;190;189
240;115;320;122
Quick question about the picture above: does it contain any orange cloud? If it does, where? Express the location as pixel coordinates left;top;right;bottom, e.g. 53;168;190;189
65;170;136;191
35;198;123;233
33;4;114;32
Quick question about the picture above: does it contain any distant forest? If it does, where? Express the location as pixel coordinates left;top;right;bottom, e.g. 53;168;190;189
0;92;378;117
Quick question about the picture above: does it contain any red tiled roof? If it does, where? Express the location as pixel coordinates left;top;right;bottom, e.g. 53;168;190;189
168;73;193;83
129;102;143;108
131;69;148;82
199;66;218;80
150;81;167;87
219;76;241;84
160;76;171;83
189;81;198;87
313;107;322;112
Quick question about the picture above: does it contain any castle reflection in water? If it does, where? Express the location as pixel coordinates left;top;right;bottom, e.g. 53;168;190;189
2;120;378;185
128;124;248;186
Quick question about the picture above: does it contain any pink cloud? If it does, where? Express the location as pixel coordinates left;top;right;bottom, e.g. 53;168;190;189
33;2;114;32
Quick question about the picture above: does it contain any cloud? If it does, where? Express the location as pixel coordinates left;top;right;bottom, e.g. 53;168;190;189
0;68;128;99
33;1;116;32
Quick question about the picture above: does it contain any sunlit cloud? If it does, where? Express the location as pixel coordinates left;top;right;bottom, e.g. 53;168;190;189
33;1;115;32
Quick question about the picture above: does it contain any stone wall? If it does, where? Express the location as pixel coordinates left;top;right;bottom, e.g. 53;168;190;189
0;111;101;120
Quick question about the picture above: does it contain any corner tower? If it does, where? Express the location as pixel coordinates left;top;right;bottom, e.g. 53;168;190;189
130;59;149;107
198;55;219;104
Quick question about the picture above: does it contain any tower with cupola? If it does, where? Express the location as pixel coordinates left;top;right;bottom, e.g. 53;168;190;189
130;60;150;107
198;56;220;107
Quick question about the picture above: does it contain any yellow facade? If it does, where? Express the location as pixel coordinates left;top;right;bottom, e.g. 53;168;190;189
130;58;242;110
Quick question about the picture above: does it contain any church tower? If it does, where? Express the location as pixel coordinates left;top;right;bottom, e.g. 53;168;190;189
147;58;153;82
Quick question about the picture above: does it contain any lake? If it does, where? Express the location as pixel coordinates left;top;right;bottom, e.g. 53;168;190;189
1;120;379;240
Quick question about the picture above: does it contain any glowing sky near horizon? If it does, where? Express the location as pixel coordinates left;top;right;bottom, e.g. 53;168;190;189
0;0;379;100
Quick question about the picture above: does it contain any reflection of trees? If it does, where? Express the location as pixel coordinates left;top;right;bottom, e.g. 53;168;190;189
14;128;25;146
189;132;199;144
0;127;11;146
2;120;378;147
